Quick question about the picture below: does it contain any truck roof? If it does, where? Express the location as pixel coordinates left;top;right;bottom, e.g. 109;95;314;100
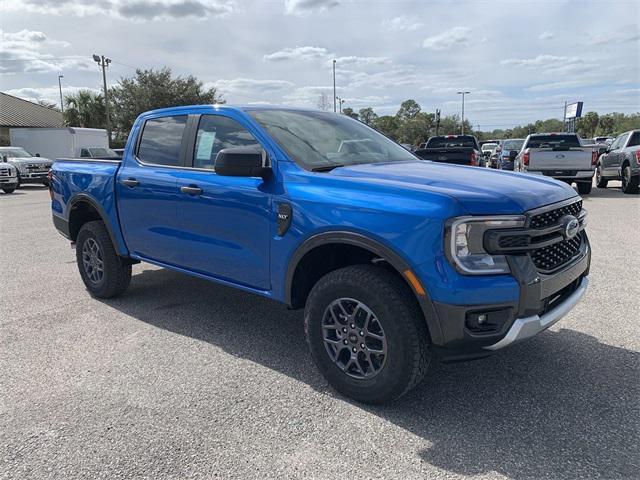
139;104;317;117
10;127;107;134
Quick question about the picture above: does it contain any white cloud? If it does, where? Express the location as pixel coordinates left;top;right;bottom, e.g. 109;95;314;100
209;78;295;96
0;0;236;20
0;28;90;75
284;0;339;16
283;85;334;106
586;29;640;46
539;31;554;40
525;80;599;92
500;54;595;75
332;56;390;67
422;26;478;50
264;46;330;62
6;85;101;106
382;16;423;32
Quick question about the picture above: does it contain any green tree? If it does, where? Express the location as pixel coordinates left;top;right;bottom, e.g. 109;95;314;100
374;115;400;140
396;99;421;123
63;90;106;128
397;112;434;144
37;99;60;111
358;107;378;127
577;111;599;138
110;67;224;143
341;107;359;119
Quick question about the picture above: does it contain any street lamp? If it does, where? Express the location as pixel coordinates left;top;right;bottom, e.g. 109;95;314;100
58;75;64;113
336;96;345;114
93;54;112;145
332;59;336;113
457;91;470;134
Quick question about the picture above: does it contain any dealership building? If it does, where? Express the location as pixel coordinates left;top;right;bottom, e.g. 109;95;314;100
0;92;64;145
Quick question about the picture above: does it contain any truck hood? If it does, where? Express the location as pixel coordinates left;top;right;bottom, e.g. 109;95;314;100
330;160;578;214
6;156;53;165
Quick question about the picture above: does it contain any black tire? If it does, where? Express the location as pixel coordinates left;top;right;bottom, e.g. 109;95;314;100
304;264;431;404
595;165;608;188
577;182;592;195
622;164;639;194
2;187;16;194
76;220;131;298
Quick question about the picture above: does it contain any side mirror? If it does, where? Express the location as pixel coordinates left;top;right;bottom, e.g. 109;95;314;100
509;150;518;160
2;155;7;162
35;153;41;157
214;147;271;178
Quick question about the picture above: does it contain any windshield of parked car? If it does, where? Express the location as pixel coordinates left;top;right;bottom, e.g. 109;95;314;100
0;147;32;158
425;136;478;148
481;143;497;151
526;135;581;149
88;147;120;158
502;139;524;151
248;109;417;170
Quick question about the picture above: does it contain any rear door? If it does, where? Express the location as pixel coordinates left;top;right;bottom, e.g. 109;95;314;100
603;134;627;176
172;113;272;290
116;114;188;263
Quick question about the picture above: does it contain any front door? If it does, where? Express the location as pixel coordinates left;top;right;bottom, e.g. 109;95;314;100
173;114;272;290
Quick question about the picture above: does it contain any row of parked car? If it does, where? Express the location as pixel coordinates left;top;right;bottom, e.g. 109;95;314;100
407;130;639;195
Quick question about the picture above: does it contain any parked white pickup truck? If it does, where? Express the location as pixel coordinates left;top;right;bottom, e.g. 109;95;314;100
514;133;597;194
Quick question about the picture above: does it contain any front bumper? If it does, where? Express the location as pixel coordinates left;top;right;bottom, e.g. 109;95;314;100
0;177;18;187
18;172;48;183
432;232;590;359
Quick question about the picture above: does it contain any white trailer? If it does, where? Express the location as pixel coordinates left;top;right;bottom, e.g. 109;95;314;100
9;127;109;159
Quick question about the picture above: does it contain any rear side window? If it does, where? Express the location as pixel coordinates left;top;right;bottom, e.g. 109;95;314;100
525;135;580;149
193;115;260;169
626;132;639;148
137;115;187;166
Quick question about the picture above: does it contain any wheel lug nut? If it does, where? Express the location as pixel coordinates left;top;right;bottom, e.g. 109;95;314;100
360;343;365;349
352;347;357;353
342;327;347;333
359;331;364;336
350;324;355;329
343;340;348;345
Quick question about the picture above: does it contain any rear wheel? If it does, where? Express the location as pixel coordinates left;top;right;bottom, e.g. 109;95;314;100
76;221;131;298
595;165;608;188
621;164;639;194
305;264;431;404
577;182;592;195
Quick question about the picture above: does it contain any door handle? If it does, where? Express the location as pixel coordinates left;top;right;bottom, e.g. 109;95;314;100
180;185;203;196
121;178;139;187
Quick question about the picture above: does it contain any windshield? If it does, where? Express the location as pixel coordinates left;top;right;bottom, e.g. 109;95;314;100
481;143;497;151
526;135;581;149
426;136;478;148
0;147;32;158
248;109;416;170
502;139;524;151
88;147;119;157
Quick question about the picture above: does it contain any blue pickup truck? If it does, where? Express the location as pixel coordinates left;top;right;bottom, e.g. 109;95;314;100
51;105;590;403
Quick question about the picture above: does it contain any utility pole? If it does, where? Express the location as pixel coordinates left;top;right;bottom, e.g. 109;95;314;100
57;75;64;113
435;109;441;136
332;59;337;113
93;54;112;146
457;91;470;134
336;96;345;114
563;101;567;132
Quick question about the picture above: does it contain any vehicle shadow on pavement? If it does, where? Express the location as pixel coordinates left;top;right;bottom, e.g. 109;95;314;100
104;267;639;479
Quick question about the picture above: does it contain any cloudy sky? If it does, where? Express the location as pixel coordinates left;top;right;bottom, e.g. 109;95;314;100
1;0;638;128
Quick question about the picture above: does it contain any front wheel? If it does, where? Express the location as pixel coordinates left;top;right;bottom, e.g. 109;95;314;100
76;221;132;298
305;264;431;404
622;165;639;194
577;182;592;195
2;187;16;194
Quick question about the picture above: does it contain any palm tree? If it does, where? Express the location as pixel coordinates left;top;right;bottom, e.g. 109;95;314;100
63;90;106;128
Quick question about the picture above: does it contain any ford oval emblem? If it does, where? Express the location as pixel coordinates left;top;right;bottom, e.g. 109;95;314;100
556;154;565;159
438;155;448;161
561;215;580;239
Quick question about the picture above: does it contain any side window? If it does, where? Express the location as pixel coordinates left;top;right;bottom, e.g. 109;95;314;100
80;149;90;157
137;115;187;166
614;134;629;150
609;136;622;151
626;132;639;148
193;115;261;169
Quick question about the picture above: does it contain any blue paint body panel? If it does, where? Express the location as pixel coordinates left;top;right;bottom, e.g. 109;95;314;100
51;105;580;327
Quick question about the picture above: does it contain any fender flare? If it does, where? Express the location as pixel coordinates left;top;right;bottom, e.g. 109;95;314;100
68;193;126;256
284;231;444;345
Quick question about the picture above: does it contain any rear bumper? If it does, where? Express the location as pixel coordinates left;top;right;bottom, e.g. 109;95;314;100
525;169;594;180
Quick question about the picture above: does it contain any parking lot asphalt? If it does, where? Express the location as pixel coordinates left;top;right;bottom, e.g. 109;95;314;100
1;183;639;480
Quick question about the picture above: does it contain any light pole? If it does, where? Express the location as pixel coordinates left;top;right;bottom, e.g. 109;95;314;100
332;59;336;113
58;75;64;113
336;96;345;114
93;54;112;146
457;91;470;134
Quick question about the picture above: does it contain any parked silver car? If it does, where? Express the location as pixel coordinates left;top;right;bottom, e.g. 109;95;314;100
0;147;53;187
0;160;19;193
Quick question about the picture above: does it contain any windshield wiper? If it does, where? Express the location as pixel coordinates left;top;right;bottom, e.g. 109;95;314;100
311;164;344;172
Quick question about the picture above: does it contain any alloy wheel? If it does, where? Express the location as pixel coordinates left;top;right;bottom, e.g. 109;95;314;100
321;298;388;379
81;237;104;284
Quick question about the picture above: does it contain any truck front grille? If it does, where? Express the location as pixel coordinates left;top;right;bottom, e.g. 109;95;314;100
530;232;584;272
0;168;11;177
529;200;582;229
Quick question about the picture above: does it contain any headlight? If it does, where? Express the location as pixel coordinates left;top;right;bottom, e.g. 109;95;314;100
446;216;525;275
